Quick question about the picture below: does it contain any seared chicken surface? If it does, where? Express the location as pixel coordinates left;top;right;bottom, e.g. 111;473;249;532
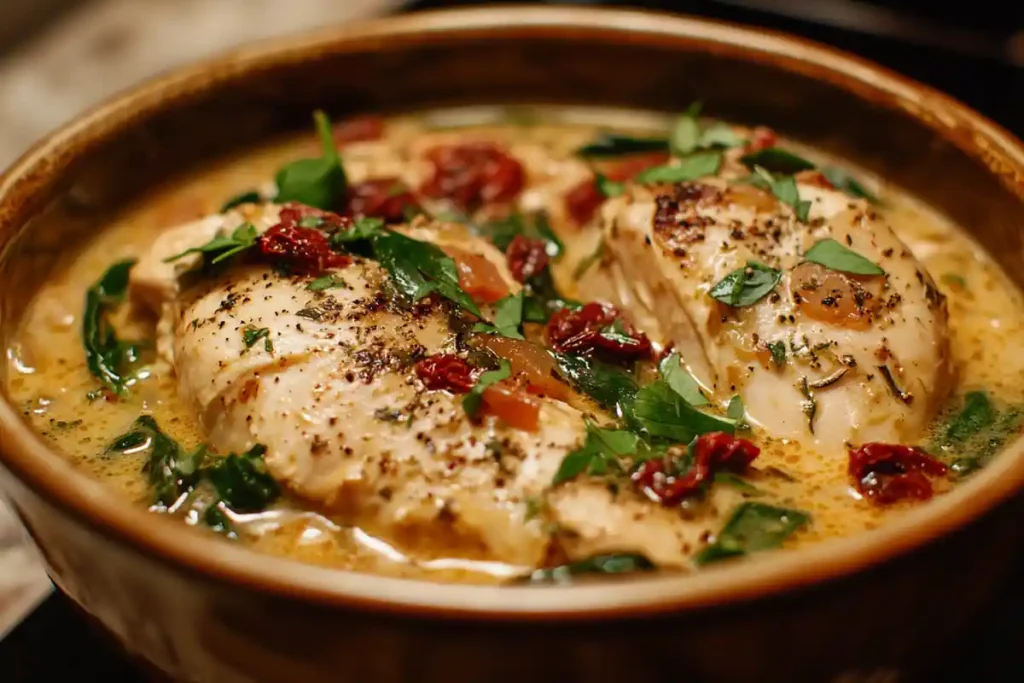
131;204;741;570
586;177;953;451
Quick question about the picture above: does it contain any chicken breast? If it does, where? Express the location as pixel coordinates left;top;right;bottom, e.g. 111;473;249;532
586;177;953;452
130;204;741;571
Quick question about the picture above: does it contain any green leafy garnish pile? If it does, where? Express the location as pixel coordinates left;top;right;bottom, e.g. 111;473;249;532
108;415;279;536
82;259;148;398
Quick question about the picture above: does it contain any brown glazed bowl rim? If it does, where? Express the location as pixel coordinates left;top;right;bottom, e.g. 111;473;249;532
1;6;1023;621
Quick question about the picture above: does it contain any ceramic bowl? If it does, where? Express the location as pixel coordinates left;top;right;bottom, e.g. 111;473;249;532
0;7;1022;682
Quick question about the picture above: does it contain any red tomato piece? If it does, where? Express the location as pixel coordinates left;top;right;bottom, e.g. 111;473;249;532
257;222;349;274
545;302;651;359
481;382;541;432
415;354;478;393
848;443;948;505
474;335;570;401
505;235;550;283
332;115;385;145
420;142;525;211
442;246;510;304
345;178;420;224
632;432;760;505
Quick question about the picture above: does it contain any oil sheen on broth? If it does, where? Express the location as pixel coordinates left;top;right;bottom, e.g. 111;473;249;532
7;106;1023;584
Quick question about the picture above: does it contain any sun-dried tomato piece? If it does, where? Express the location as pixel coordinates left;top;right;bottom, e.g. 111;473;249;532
505;235;550;283
564;177;605;226
257;222;349;275
415;354;478;393
848;443;948;505
746;126;777;153
601;151;671;182
332;115;385;145
420;142;525;211
633;432;760;505
345;178;419;224
545;302;651;359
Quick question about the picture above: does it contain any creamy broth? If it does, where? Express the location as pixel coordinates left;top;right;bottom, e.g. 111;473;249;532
7;106;1023;583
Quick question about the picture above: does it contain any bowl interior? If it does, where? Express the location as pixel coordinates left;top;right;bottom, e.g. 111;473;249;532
0;6;1022;617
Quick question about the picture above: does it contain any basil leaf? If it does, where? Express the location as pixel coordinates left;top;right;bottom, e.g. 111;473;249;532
576;132;668;158
529;553;655;583
940;391;996;445
220;191;262;213
122;415;207;506
629;380;735;442
821;166;879;203
553;421;640;485
770;174;812;222
709;261;782;307
274;110;347;210
659;352;708;406
768;340;787;367
82;259;146;397
941;273;967;290
698;123;745;149
594;172;625;198
713;472;764;496
164;222;259;265
477;211;563;259
473;291;525;340
203;444;280;513
740;147;816;174
634;151;722;184
370;230;481;316
727;395;751;432
330;216;384;245
306;275;346;292
241;326;270;349
553;352;638;414
695;502;809;565
669;111;702;156
804;238;885;276
463;359;512;418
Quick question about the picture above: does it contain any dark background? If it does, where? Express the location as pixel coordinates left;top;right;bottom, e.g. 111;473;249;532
2;1;1022;681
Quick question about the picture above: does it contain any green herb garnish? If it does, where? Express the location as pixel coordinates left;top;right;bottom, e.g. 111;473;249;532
576;133;668;158
473;291;525;340
659;352;708;406
202;444;279;513
330;216;384;246
768;340;787;367
306;275;347;292
713;472;763;496
804;238;885;276
462;359;512;418
82;259;146;397
113;416;278;526
740;147;815;175
695;502;809;564
476;211;563;259
273;110;346;210
770;174;812;222
553;421;640;485
594;172;625;199
220;191;262;213
241;326;270;350
634;151;722;184
669;103;744;155
371;230;481;317
552;352;638;415
821;166;879;203
629;380;735;442
164;222;259;266
528;553;655;583
709;261;782;307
